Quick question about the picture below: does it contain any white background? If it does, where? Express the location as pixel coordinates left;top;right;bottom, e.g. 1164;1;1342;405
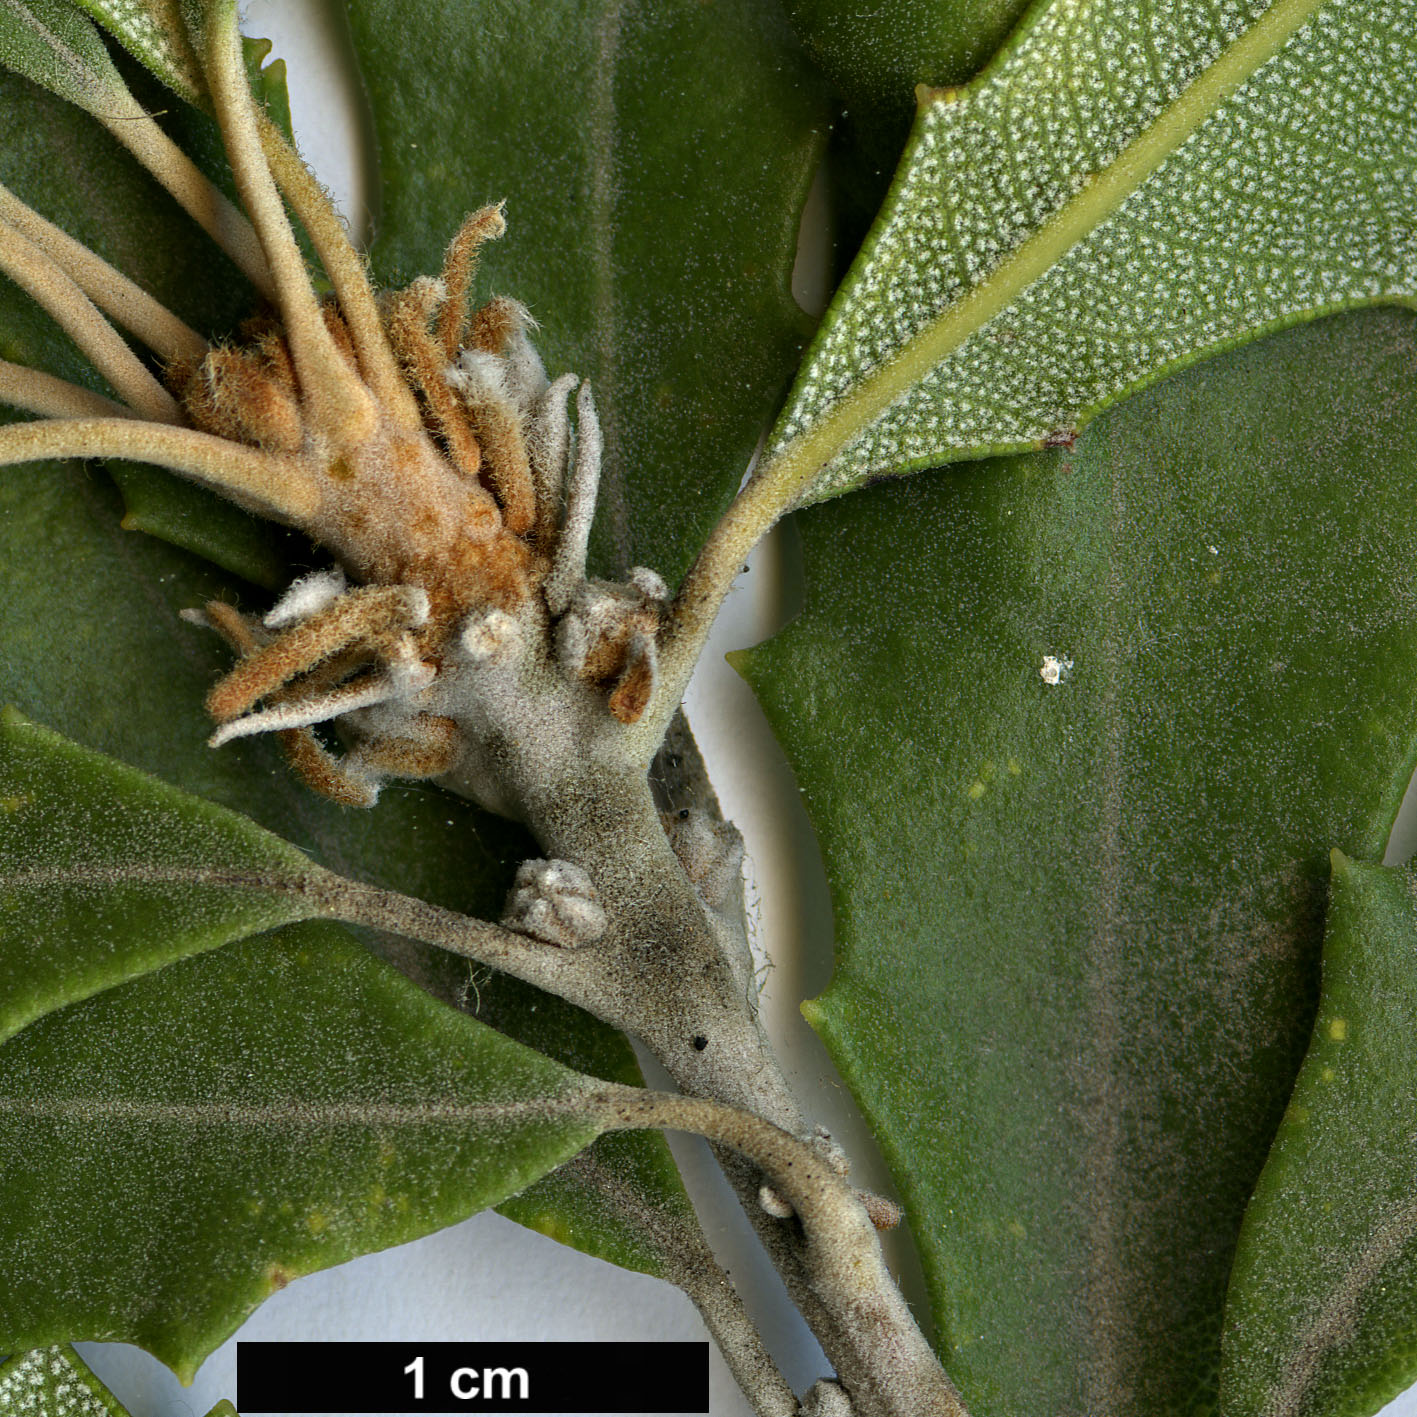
68;4;1417;1416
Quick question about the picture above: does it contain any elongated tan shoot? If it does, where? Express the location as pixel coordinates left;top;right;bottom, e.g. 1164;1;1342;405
0;418;319;522
199;5;374;437
0;221;182;424
0;182;208;365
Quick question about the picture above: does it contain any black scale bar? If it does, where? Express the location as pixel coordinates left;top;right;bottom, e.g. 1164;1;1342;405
237;1342;709;1414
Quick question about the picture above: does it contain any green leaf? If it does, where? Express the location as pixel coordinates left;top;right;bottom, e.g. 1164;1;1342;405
0;923;606;1381
0;0;131;118
68;0;203;100
344;0;829;583
0;1344;238;1417
1221;853;1417;1417
0;705;332;1045
770;0;1417;506
781;0;1034;265
739;307;1417;1413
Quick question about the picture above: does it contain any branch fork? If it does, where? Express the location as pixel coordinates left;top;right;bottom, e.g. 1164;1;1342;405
0;9;960;1415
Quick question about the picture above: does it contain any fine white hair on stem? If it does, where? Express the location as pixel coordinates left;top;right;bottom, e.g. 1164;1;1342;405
544;380;602;617
256;113;422;431
199;4;375;437
0;417;321;522
527;371;578;536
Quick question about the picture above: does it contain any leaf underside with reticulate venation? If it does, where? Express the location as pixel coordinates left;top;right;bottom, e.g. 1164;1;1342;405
772;0;1417;506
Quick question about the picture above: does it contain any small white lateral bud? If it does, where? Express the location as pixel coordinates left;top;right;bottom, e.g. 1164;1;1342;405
504;859;607;948
264;568;347;628
629;566;668;602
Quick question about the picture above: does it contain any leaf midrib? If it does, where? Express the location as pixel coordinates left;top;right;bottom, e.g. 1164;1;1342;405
766;0;1330;507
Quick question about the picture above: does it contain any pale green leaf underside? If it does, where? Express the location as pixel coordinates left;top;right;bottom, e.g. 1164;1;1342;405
69;0;203;99
0;0;125;115
0;1347;132;1417
0;1345;236;1417
1222;854;1417;1417
775;0;1417;504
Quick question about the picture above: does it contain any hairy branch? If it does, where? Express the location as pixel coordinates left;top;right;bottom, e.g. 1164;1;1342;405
0;181;208;365
593;1085;968;1417
0;417;318;521
0;360;134;421
257;113;422;431
0;220;182;424
200;7;374;437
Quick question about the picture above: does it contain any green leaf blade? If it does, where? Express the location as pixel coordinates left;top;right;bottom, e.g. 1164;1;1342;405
0;925;603;1382
0;706;322;1045
0;0;127;118
1;1346;139;1417
1222;854;1417;1417
742;308;1417;1413
346;0;829;584
774;0;1417;505
68;0;203;100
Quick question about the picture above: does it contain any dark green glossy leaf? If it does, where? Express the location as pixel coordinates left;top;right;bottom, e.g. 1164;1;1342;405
345;0;829;584
770;0;1417;505
740;308;1417;1414
0;923;605;1381
1222;854;1417;1417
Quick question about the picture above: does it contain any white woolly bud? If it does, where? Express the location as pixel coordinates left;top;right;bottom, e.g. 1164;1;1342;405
446;348;508;401
525;372;578;513
629;566;669;602
499;307;549;411
503;859;607;948
461;608;521;663
179;607;210;628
